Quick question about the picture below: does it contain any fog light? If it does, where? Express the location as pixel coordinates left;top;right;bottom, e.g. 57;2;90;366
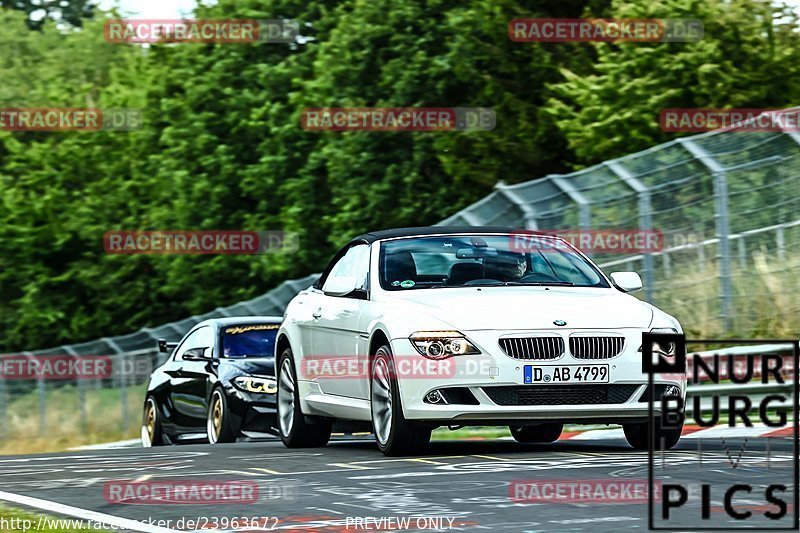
425;390;447;404
664;385;681;397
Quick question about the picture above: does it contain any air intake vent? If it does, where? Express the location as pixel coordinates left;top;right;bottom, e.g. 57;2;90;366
499;336;564;361
483;385;638;406
569;336;624;359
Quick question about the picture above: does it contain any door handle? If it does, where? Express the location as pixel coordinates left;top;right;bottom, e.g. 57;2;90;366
312;308;322;320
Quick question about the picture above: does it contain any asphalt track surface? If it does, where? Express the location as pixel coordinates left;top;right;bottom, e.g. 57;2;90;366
0;435;796;533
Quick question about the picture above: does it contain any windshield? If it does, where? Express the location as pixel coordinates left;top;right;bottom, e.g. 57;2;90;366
378;235;609;290
220;324;279;358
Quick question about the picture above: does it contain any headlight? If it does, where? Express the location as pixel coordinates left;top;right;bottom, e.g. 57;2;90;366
638;327;678;357
233;375;278;394
409;331;480;359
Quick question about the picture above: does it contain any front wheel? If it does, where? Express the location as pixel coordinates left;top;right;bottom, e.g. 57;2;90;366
141;396;164;447
207;388;238;444
623;419;683;450
510;423;563;444
277;347;332;447
370;346;431;456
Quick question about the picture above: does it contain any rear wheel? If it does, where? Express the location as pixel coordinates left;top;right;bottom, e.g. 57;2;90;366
509;423;563;444
623;419;683;450
141;397;164;447
207;388;238;444
277;347;332;447
370;346;431;456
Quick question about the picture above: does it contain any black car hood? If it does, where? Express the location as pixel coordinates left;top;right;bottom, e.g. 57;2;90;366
218;357;275;380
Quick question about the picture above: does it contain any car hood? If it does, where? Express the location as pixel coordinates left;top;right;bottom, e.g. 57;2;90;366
218;357;275;379
387;286;653;330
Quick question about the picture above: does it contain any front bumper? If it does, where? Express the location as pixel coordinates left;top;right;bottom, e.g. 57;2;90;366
226;388;279;434
391;328;686;423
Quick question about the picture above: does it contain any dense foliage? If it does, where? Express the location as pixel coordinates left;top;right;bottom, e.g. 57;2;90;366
1;0;798;350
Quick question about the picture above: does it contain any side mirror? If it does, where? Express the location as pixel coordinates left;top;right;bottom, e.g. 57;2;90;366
158;339;179;353
323;276;359;297
610;272;643;293
183;347;212;361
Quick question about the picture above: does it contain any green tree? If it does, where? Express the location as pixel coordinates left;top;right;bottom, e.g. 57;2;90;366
547;0;800;166
1;0;95;29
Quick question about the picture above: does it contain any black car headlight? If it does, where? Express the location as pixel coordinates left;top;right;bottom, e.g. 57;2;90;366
409;331;480;359
233;375;278;394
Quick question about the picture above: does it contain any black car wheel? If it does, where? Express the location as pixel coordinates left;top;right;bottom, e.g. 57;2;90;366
509;423;564;444
370;345;432;456
141;396;164;447
277;347;332;447
207;387;238;444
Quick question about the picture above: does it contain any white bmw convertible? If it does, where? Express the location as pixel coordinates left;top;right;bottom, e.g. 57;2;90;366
276;227;685;455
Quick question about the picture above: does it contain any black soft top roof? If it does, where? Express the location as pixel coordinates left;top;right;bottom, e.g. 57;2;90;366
351;226;550;244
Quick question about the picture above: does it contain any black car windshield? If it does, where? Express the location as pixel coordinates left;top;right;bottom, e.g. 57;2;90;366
220;324;279;358
379;234;609;290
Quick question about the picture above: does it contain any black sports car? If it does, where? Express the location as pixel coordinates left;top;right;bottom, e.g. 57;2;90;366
141;316;281;446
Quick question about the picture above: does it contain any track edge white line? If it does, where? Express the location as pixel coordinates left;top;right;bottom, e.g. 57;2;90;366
0;490;180;533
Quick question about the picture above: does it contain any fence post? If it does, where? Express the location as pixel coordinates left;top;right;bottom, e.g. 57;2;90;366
0;366;6;436
121;353;129;432
713;170;734;331
23;352;47;435
737;236;746;270
606;161;655;301
63;346;88;433
680;139;733;331
550;176;592;257
698;244;706;273
776;226;786;261
495;181;540;230
103;338;129;433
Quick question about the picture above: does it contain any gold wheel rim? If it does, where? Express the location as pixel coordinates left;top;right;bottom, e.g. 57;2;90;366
212;395;223;436
146;402;156;441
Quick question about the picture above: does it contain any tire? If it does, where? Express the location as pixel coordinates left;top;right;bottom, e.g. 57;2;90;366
207;387;238;444
370;345;432;456
277;347;332;447
623;419;683;450
141;396;164;447
510;423;563;444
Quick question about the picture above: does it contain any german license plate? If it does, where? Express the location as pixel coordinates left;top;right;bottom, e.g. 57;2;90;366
523;364;609;384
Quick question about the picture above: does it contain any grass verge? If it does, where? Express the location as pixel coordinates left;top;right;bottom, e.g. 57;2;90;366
1;384;145;456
